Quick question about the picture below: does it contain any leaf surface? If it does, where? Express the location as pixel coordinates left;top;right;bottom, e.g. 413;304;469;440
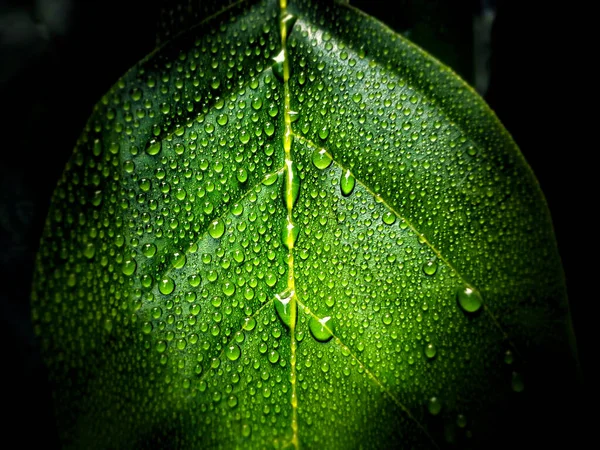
32;0;573;448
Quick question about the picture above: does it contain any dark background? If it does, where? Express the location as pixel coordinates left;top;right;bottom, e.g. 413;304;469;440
0;0;587;448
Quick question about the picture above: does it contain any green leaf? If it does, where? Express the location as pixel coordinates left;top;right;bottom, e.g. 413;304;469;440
32;0;575;448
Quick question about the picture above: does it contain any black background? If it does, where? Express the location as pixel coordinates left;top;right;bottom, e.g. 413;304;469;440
0;0;588;448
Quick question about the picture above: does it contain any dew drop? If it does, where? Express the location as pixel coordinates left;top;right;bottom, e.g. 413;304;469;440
311;148;332;170
424;343;437;359
251;96;263;110
159;277;175;295
340;169;355;196
223;281;236;297
456;286;483;313
282;13;297;36
382;211;396;225
309;315;334;342
274;290;295;328
237;167;248;183
122;259;137;276
243;317;256;331
268;349;280;364
272;50;285;82
217;113;228;126
83;243;95;259
225;344;241;361
284;161;300;209
172;251;186;269
146;139;161;156
241;423;252;438
423;260;438;276
142;243;157;258
281;216;299;250
208;219;225;239
188;274;201;288
428;397;442;415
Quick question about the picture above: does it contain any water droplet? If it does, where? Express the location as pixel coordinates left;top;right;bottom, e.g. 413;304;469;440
320;361;330;373
217;113;228;126
456;414;467;428
282;13;297;36
172;251;186;269
312;148;332;170
227;395;238;408
423;260;437;276
159;277;175;295
309;315;334;342
281;216;299;250
251;96;263;110
241;423;252;438
188;274;201;288
122;259;137;276
456;286;483;313
237;167;248;183
243;317;256;331
209;219;225;239
142;243;156;258
511;371;525;392
142;321;152;334
272;50;285;82
223;281;236;297
284;161;300;209
382;211;396;225
318;126;329;140
274;290;295;328
225;344;241;361
424;343;437;359
156;340;167;353
146;139;161;156
83;243;95;259
268;349;280;364
340;169;355;196
504;350;514;365
382;313;393;325
239;130;250;144
428;397;442;415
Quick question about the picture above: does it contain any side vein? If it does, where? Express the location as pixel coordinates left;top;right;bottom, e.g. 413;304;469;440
296;298;440;449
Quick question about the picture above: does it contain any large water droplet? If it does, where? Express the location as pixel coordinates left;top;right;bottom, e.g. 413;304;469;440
382;211;396;225
83;243;95;259
312;148;332;170
340;169;355;196
274;290;295;328
424;343;437;359
423;260;438;276
282;13;297;36
159;277;175;295
272;49;285;82
146;139;161;156
225;344;241;361
281;216;299;250
122;259;137;276
456;286;482;313
142;243;157;258
283;161;300;209
428;397;442;415
309;315;334;342
209;219;225;239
